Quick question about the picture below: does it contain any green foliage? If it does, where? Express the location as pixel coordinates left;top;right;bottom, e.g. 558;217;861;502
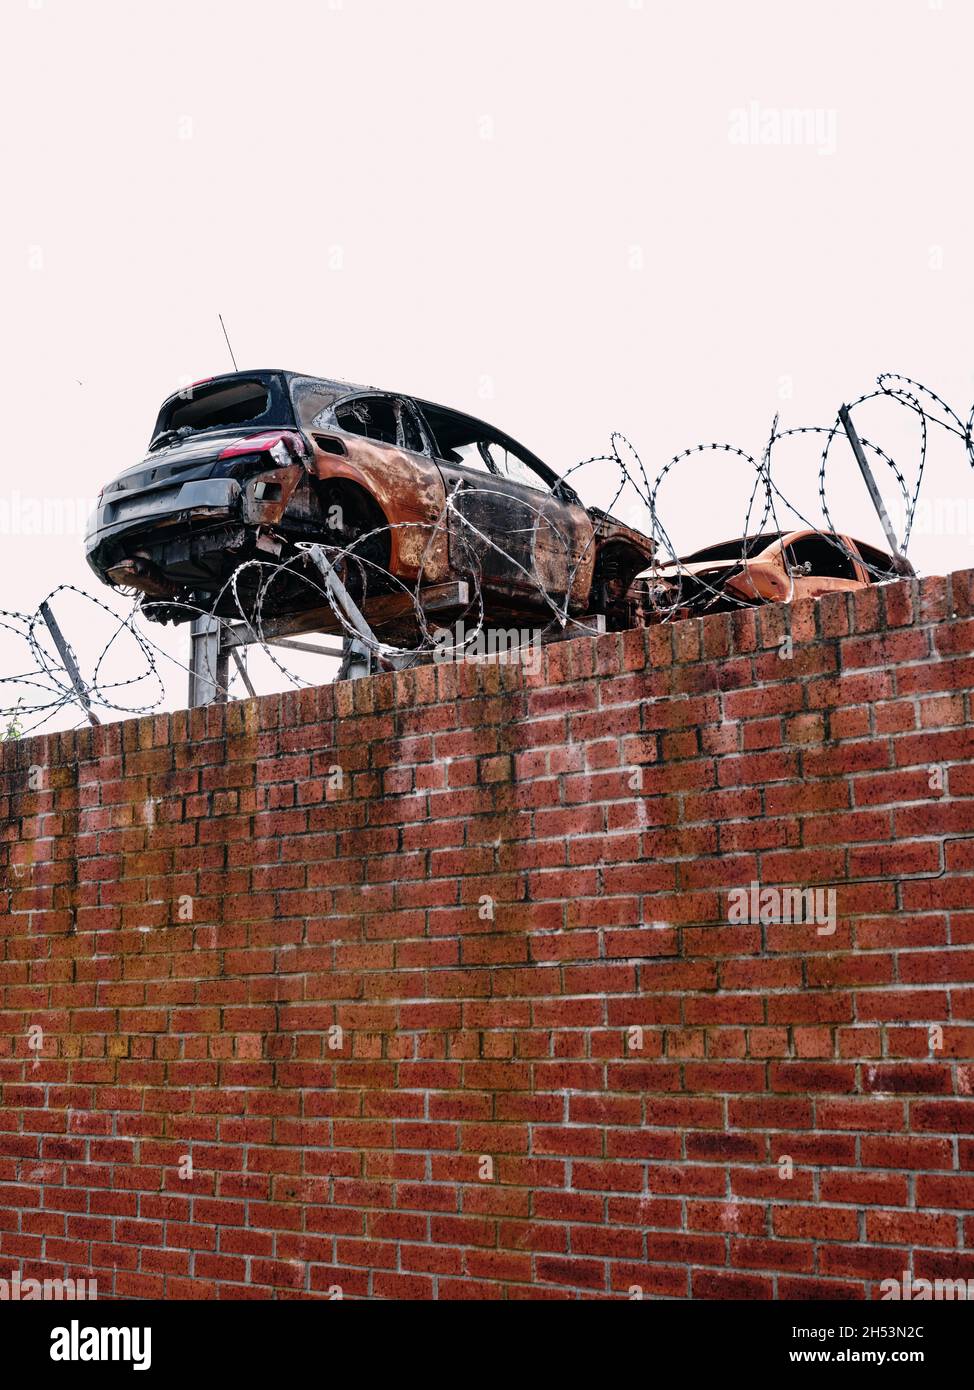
2;700;23;741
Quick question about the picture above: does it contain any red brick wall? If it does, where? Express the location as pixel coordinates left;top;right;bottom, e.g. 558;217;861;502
2;569;974;1301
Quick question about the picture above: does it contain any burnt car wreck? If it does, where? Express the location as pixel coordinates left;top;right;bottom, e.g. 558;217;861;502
85;370;656;641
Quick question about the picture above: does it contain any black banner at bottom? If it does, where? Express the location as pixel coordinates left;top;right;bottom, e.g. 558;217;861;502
2;1297;969;1377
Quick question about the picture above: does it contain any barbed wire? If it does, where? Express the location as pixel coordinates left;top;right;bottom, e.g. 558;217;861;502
2;373;971;733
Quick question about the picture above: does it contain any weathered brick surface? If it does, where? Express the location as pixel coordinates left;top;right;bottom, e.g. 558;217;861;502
1;569;973;1300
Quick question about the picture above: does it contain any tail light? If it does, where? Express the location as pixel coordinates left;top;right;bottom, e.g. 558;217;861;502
218;431;306;465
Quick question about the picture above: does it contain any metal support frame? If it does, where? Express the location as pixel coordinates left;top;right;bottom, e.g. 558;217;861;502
228;647;257;699
187;559;473;708
305;545;379;682
186;552;605;709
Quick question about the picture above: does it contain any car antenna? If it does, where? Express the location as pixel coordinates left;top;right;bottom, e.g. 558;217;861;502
218;313;239;372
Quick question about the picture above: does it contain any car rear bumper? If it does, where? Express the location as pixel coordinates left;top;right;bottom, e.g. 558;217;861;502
85;477;242;558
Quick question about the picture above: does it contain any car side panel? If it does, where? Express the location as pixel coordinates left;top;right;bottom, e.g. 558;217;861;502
432;458;595;608
239;464;306;529
785;532;868;601
304;434;451;583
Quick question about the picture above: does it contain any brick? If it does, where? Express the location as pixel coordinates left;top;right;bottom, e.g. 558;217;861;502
2;568;974;1302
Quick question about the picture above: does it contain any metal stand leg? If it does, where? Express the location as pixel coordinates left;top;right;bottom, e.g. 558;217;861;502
340;637;372;681
185;547;451;707
188;614;228;707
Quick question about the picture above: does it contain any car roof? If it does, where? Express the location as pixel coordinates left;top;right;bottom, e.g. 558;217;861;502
152;372;570;499
678;531;788;562
158;369;372;408
160;370;515;439
158;370;552;470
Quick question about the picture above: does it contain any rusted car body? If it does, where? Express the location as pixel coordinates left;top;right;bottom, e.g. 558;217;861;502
637;529;911;617
85;370;654;635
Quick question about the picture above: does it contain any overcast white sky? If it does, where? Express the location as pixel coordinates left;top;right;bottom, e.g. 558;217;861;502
2;0;973;731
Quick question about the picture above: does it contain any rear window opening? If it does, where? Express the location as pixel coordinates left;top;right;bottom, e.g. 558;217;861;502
165;380;272;434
